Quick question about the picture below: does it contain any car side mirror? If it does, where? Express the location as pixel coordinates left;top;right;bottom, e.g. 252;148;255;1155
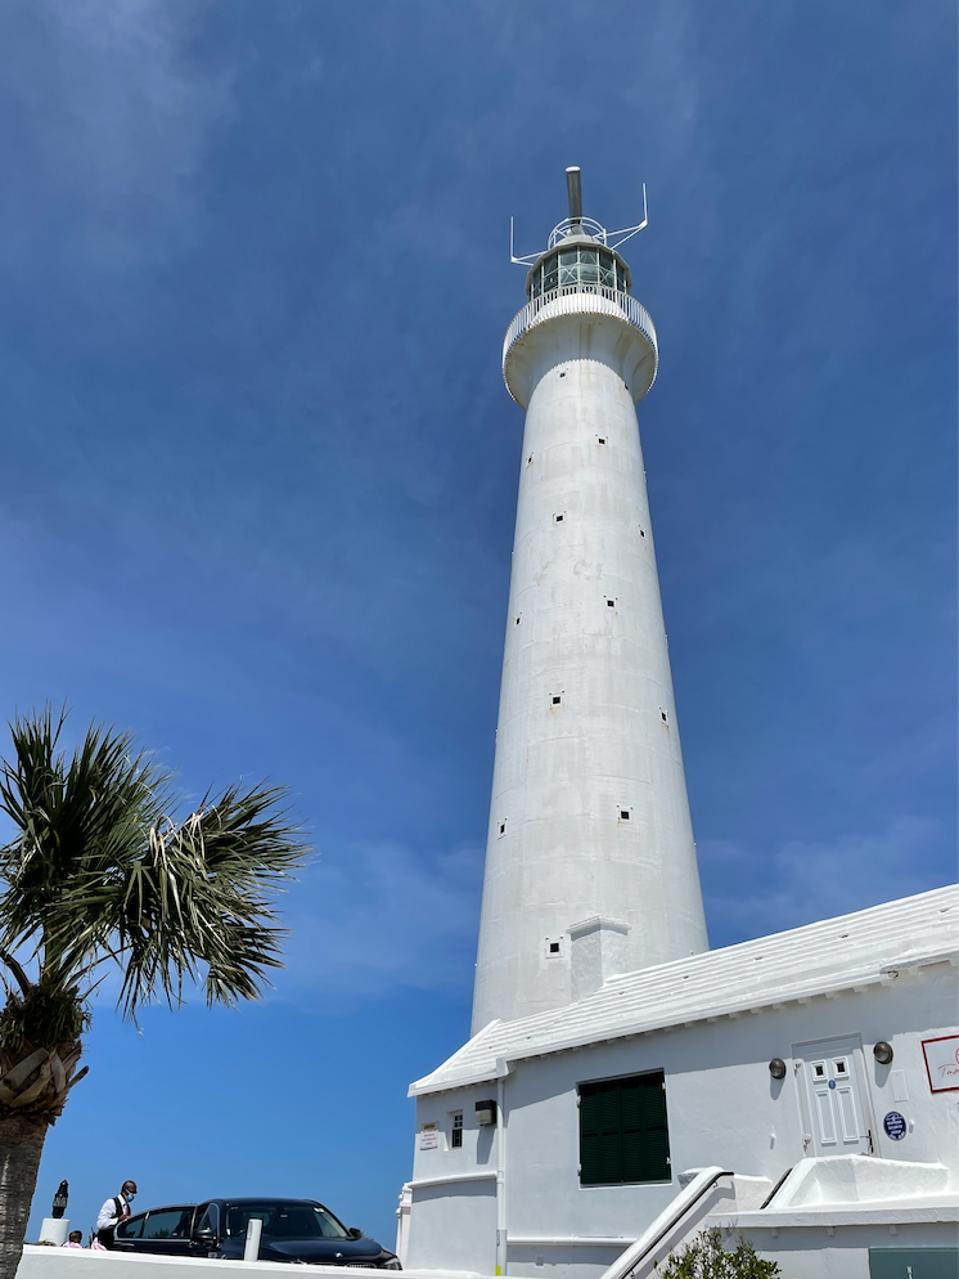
192;1227;216;1243
348;1227;364;1240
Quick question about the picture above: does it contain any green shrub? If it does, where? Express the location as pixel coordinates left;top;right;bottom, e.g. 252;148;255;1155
658;1228;781;1278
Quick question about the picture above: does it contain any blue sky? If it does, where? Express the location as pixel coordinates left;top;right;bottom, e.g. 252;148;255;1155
1;0;955;1248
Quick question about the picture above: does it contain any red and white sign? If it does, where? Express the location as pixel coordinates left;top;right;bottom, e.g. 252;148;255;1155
921;1034;959;1093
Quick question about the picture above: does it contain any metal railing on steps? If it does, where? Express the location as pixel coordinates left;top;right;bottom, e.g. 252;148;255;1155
597;1166;735;1279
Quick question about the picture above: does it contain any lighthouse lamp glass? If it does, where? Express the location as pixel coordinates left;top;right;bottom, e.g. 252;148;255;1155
528;247;628;300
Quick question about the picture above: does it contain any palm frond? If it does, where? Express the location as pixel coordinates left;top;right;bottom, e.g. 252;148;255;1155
0;710;308;1022
0;707;171;963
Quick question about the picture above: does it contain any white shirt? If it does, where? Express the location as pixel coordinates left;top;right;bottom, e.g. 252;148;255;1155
96;1194;130;1231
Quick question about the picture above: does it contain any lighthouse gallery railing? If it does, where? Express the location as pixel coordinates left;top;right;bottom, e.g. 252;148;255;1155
502;285;659;376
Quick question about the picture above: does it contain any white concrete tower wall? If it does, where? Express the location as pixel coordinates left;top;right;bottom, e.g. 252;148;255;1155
472;184;708;1033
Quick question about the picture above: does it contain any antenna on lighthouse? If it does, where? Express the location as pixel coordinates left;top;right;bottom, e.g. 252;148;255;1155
509;167;650;265
565;166;583;221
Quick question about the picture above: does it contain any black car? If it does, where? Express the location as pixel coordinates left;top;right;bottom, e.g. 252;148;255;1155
112;1197;401;1268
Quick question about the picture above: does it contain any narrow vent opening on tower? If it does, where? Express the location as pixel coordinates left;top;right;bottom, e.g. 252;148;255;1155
554;513;565;524
639;527;647;539
514;614;522;625
526;454;534;466
498;819;508;837
597;436;607;446
559;371;567;379
660;709;669;725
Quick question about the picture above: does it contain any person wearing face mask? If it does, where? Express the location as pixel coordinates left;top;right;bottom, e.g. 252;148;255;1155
95;1179;138;1249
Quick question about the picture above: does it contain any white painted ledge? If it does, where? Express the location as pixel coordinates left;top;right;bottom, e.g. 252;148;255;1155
508;1235;635;1248
712;1198;959;1231
408;1170;497;1191
17;1245;490;1278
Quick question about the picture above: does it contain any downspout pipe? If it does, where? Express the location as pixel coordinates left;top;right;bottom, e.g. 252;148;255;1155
495;1076;507;1274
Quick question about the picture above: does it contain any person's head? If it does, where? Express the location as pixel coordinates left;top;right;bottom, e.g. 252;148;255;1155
68;1231;82;1244
121;1180;138;1201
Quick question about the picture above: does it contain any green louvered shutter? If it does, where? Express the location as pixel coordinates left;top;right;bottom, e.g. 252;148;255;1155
620;1073;670;1182
579;1078;622;1185
579;1072;670;1185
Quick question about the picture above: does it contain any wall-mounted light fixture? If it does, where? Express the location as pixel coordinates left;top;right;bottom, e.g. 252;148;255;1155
475;1099;497;1126
873;1041;894;1065
768;1058;787;1080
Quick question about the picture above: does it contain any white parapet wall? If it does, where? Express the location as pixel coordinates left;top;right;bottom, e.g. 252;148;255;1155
17;1248;489;1279
710;1221;959;1279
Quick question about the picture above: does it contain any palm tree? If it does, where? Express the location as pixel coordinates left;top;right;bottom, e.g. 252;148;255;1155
0;710;307;1279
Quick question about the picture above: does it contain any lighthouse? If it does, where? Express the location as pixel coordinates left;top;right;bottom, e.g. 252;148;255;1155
401;169;957;1279
471;169;709;1032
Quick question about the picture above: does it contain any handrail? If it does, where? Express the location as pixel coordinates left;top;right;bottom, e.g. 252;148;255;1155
760;1166;794;1209
502;286;658;378
598;1167;734;1279
548;216;608;247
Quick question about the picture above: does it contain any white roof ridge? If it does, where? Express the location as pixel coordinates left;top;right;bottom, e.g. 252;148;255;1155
410;883;958;1097
599;882;958;987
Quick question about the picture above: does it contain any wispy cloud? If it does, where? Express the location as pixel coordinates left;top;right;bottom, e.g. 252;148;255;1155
276;841;483;1005
703;814;951;945
0;0;233;282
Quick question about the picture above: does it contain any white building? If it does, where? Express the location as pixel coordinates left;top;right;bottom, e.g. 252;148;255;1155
402;887;958;1278
399;171;959;1279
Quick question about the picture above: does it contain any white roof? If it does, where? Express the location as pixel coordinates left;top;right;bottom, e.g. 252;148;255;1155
411;885;959;1097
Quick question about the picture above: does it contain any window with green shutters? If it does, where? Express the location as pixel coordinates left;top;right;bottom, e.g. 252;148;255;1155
578;1071;671;1185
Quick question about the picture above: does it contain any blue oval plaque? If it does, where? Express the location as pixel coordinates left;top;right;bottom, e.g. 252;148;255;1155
883;1110;907;1140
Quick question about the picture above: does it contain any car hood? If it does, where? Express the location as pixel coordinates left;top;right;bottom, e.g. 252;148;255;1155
225;1235;388;1264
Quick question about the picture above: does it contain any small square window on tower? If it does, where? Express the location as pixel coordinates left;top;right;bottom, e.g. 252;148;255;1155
498;819;508;837
606;597;616;608
551;693;562;706
596;436;607;446
546;937;562;957
554;512;565;524
660;708;670;726
619;808;632;822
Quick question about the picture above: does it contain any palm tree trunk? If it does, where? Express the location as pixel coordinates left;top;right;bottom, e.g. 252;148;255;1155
0;1112;48;1279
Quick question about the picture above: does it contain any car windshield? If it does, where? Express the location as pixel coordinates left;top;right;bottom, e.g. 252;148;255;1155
224;1202;348;1240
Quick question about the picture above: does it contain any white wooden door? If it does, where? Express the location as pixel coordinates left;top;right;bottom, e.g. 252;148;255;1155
795;1036;873;1157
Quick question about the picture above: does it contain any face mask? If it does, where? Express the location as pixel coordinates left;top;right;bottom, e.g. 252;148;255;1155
124;1192;136;1202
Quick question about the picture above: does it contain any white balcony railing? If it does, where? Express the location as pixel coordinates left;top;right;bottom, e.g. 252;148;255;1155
502;286;658;386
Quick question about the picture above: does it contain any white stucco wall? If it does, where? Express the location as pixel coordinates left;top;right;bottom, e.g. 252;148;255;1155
472;298;708;1034
405;965;959;1277
15;1251;483;1279
728;1224;959;1279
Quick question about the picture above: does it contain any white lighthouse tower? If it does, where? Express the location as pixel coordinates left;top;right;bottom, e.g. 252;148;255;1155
471;169;709;1033
401;168;957;1279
